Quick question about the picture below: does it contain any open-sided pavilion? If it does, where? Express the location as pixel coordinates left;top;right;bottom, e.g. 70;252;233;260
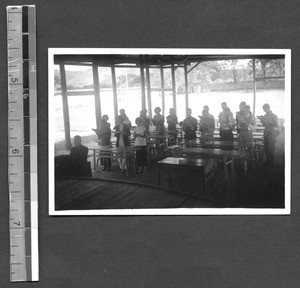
54;53;285;149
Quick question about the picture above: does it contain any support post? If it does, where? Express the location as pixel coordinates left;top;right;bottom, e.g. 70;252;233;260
160;64;165;117
140;56;146;111
146;66;152;118
184;62;189;110
92;62;101;129
171;62;177;113
59;62;71;150
252;58;256;116
111;63;118;125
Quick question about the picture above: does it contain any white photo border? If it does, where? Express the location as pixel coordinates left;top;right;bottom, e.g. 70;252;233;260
48;48;291;216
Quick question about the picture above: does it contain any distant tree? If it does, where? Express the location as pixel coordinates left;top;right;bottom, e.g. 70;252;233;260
188;61;222;92
54;75;61;90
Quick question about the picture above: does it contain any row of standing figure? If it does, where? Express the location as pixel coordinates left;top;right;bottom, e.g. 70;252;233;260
96;102;279;171
219;101;279;165
97;110;148;173
148;102;279;164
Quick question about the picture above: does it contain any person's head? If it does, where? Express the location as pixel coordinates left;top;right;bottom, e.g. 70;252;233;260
135;117;143;126
73;135;82;147
203;105;209;112
202;109;208;116
245;105;251;114
263;103;271;113
169;108;175;115
102;114;109;122
221;102;227;111
186;108;192;117
239;101;246;112
117;116;124;125
119;109;125;115
140;109;146;117
154;107;161;115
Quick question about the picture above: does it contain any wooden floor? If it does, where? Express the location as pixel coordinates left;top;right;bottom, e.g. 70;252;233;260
55;157;285;211
55;178;219;210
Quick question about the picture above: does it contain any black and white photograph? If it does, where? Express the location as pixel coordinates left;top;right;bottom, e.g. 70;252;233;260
49;48;290;215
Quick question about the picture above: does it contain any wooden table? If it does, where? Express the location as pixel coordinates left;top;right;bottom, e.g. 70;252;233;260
88;145;141;176
157;157;214;198
198;140;239;150
181;147;247;183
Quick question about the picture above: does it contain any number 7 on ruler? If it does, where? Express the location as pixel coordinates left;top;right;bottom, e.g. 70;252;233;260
7;5;39;282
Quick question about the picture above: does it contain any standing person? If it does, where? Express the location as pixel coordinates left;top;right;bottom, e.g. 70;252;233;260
98;115;112;171
199;105;215;143
152;107;165;136
166;108;178;144
237;105;255;156
119;109;131;127
152;107;166;156
236;101;247;134
114;116;131;172
139;109;151;133
180;108;198;147
218;102;235;141
133;117;148;173
257;104;279;165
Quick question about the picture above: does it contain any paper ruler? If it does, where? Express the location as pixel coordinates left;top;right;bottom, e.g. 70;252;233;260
7;5;39;282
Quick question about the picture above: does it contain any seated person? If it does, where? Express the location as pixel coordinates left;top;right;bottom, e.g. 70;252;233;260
69;135;91;177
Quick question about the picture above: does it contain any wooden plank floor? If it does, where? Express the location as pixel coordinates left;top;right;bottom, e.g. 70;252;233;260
55;154;285;211
55;178;220;210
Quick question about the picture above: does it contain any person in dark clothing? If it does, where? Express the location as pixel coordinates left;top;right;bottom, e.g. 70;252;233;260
152;107;166;137
139;109;151;133
114;116;131;171
236;105;256;159
98;115;111;146
236;101;247;134
69;135;91;177
70;135;89;165
119;109;131;127
199;106;215;143
257;104;279;165
180;108;198;147
218;102;235;141
133;117;148;172
166;108;178;144
114;116;131;147
98;115;112;171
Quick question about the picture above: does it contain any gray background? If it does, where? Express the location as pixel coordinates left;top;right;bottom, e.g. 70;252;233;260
0;0;300;287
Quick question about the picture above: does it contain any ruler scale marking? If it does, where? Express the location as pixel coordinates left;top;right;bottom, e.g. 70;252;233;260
7;5;38;282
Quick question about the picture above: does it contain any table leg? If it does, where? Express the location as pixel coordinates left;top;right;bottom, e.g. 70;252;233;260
157;165;161;186
231;158;235;183
224;156;229;183
244;158;248;177
125;152;129;177
93;150;96;170
132;151;136;174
